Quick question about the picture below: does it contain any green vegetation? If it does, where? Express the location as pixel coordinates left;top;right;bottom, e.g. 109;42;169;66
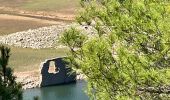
9;47;67;72
0;45;22;100
61;0;170;99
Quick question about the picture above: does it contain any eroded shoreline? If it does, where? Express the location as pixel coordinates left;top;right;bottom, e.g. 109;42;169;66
15;71;86;90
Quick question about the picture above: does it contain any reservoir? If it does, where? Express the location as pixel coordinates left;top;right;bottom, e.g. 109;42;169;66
23;81;89;100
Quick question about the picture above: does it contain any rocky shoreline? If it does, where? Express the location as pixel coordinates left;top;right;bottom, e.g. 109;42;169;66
15;71;85;90
1;24;91;90
0;24;95;49
0;24;69;49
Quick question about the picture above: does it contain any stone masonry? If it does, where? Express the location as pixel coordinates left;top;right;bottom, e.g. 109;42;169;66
40;57;76;87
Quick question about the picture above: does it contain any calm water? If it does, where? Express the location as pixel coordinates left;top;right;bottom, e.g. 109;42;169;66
23;81;89;100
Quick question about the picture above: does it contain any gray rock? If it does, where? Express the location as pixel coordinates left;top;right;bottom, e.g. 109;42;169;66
0;23;96;49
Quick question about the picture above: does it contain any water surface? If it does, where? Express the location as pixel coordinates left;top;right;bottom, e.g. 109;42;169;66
23;81;89;100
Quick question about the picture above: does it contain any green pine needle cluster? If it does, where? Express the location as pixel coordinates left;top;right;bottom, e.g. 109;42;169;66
61;0;170;99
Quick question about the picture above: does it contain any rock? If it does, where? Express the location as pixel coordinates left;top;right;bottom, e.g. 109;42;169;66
0;23;96;49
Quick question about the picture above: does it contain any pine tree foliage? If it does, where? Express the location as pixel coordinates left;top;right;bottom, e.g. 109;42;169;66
61;0;170;99
0;45;22;100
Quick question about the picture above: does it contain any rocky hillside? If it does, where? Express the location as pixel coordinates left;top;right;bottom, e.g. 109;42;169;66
0;24;68;49
0;23;95;49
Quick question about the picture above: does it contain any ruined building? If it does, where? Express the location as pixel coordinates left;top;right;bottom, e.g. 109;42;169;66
40;57;76;87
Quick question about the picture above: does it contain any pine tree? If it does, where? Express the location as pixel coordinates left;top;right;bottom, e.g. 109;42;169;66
61;0;170;99
0;45;22;100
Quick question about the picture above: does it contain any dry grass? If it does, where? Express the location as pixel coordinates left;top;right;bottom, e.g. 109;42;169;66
9;46;68;72
0;0;79;36
0;0;79;13
0;18;57;36
0;0;76;72
0;14;65;36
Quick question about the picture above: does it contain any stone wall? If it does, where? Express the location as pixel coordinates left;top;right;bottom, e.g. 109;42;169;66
40;57;76;87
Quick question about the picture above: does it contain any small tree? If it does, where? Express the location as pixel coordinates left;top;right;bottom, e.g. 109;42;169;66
0;45;22;100
0;45;10;83
61;0;170;99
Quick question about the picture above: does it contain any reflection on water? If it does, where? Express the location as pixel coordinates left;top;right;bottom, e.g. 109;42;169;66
23;81;89;100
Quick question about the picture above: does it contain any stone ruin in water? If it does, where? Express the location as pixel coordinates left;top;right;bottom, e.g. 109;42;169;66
40;57;76;87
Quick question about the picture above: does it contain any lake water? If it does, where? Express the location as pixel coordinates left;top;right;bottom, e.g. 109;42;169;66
23;81;89;100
